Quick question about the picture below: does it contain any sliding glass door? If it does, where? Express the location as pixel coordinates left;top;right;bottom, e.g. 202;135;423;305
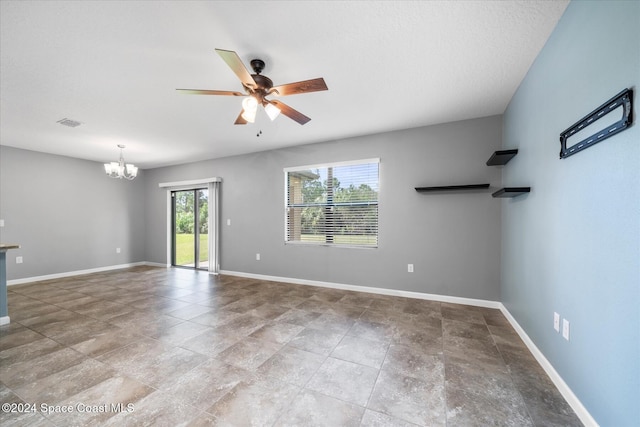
172;188;208;270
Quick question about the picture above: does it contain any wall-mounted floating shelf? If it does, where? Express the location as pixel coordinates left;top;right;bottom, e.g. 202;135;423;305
415;149;530;198
486;149;518;166
487;149;531;198
492;187;531;198
415;183;490;193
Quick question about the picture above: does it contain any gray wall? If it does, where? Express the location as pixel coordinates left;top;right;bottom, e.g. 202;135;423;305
501;1;639;425
0;146;146;280
145;116;503;301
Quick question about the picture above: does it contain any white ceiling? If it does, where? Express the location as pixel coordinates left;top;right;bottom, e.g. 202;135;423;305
0;0;569;169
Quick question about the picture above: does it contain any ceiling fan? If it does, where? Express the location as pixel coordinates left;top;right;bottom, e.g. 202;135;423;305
177;49;328;125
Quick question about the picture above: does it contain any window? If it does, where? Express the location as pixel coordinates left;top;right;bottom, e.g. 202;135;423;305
284;158;379;247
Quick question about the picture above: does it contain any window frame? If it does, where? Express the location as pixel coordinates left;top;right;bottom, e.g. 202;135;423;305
283;158;380;249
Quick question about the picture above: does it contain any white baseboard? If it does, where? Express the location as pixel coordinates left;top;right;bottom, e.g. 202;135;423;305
499;304;598;427
0;316;10;326
220;269;501;309
6;261;150;286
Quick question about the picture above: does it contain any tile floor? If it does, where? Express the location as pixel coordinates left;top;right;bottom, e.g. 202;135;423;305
0;266;582;426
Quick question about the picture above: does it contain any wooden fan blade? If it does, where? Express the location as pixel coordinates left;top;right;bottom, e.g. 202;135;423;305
234;111;248;125
268;100;311;125
272;78;328;96
215;49;257;89
176;89;244;96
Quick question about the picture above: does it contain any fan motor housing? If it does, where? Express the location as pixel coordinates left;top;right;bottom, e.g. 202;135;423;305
251;74;273;91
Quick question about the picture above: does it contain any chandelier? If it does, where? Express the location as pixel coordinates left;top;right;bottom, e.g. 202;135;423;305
104;145;138;180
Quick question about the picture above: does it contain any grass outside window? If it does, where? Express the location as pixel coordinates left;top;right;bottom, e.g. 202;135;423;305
175;233;208;266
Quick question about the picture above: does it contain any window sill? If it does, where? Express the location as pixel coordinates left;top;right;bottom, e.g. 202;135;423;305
284;241;378;249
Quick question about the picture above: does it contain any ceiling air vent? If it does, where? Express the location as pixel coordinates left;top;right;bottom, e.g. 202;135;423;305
56;118;82;128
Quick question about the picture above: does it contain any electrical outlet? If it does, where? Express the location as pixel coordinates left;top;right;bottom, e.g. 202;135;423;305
0;219;4;227
116;248;121;253
562;319;570;341
16;256;23;264
227;219;231;226
553;312;560;332
256;253;260;261
407;264;414;273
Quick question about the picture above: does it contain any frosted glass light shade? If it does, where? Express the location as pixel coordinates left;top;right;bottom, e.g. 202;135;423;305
265;103;281;121
241;96;258;123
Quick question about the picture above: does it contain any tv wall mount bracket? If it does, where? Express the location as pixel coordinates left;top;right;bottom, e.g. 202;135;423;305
559;88;633;159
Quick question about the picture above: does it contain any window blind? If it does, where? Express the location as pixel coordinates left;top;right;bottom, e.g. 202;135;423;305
285;159;379;247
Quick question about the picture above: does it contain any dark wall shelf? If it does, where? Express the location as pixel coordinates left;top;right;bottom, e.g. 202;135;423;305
415;183;490;193
492;187;531;198
486;149;518;166
415;149;530;198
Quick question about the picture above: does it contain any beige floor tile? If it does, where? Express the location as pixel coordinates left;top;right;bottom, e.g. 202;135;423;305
360;409;421;427
446;385;533;426
48;375;155;426
216;336;282;370
0;347;87;389
249;321;305;345
207;377;299;426
44;319;116;345
17;309;79;332
0;327;46;351
306;312;356;334
0;336;64;366
331;334;389;368
179;327;242;357
306;357;379;407
382;344;445;380
101;389;202;426
213;313;266;337
368;369;446;426
274;389;364;427
287;327;344;356
255;345;325;386
13;358;115;404
189;308;242;327
273;308;322;326
152;320;212;346
98;338;207;388
166;303;214;320
0;384;56;427
166;358;250;411
71;327;145;357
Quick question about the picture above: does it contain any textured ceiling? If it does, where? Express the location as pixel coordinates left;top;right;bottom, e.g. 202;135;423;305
0;1;569;169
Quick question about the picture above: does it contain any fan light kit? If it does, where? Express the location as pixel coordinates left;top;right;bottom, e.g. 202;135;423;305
104;145;138;180
177;49;328;125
